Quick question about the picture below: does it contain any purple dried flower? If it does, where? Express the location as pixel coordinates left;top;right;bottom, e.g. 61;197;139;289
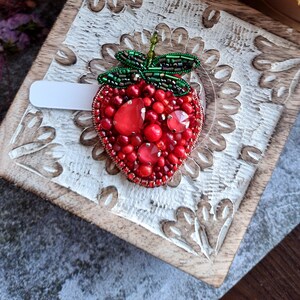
0;29;19;44
17;33;30;50
6;14;32;30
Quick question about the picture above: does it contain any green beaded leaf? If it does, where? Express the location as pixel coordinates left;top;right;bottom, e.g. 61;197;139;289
115;50;146;70
98;41;200;95
152;53;200;74
97;67;140;88
141;71;190;96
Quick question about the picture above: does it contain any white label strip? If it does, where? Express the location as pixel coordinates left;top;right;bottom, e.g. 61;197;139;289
29;81;99;111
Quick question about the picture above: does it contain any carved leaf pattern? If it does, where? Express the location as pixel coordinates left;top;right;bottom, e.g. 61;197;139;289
9;110;64;178
98;185;118;209
253;35;300;103
78;23;241;189
202;6;220;29
161;196;234;258
88;0;143;14
55;45;77;66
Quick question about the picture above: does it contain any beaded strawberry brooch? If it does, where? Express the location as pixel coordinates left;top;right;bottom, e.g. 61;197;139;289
92;32;204;188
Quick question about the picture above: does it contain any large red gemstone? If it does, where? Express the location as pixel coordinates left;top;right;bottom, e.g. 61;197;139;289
137;143;160;164
113;98;145;135
167;110;190;133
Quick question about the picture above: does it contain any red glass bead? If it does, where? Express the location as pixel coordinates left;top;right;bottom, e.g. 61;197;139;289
157;157;165;167
137;165;153;178
128;173;135;180
105;106;115;117
117;135;129;146
145;110;158;123
131;134;143;147
152;102;164;114
122;144;134;154
156;140;166;151
168;153;179;165
113;143;121;152
112;95;123;106
137;143;160;164
100;118;112;130
143;84;156;97
127;151;138;162
113;98;145;136
143;97;152;107
144;124;162;142
182;103;194;114
173;145;186;159
126;84;141;98
181;94;192;103
154;89;166;102
182;128;193;140
118;152;126;160
167;110;190;133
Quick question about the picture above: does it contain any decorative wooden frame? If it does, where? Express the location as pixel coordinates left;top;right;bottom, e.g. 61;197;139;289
0;0;300;287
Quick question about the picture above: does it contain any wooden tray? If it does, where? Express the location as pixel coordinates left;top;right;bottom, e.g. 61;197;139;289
1;0;300;287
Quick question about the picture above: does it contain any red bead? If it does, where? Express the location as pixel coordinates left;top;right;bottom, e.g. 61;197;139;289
137;143;160;164
182;128;193;140
144;124;162;142
112;96;123;106
113;98;145;135
154;89;166;102
145;110;158;123
162;132;175;145
176;98;184;106
126;84;141;98
152;102;164;114
122;144;134;154
165;91;173;98
182;103;194;114
143;84;156;97
100;118;112;130
161;99;169;106
157;157;165;167
168;153;179;165
174;133;182;141
127;151;137;162
113;143;121;152
119;88;126;96
143;97;152;107
94;102;101;108
156;140;166;151
173;145;186;158
156;172;163;179
167;110;190;133
162;151;169;157
118;152;126;160
117;135;129;146
178;139;187;146
131;134;143;147
137;165;153;178
105;106;115;117
182;94;193;103
109;136;116;143
128;173;135;180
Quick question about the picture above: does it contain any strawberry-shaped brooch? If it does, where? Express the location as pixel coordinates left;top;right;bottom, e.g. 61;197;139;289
92;32;204;188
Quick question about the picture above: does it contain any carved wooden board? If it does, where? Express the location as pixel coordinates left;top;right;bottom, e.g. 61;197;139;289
1;0;300;287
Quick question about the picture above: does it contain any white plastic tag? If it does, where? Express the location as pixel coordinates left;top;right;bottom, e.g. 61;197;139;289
29;81;99;111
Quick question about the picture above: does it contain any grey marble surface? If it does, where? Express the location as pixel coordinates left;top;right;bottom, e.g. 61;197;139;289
0;111;299;299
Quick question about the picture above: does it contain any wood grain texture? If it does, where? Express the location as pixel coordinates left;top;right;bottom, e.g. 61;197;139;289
223;225;300;299
0;0;300;287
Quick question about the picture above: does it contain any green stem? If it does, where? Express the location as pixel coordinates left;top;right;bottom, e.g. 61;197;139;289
146;31;158;68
